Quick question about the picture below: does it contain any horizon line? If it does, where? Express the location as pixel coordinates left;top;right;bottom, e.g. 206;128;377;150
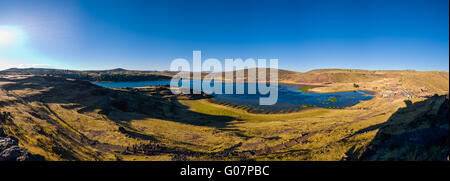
1;66;449;73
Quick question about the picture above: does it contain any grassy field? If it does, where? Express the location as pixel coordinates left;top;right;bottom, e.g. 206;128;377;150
179;97;404;160
0;69;448;161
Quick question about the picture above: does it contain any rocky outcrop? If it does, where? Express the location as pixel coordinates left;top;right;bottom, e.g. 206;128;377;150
0;125;45;161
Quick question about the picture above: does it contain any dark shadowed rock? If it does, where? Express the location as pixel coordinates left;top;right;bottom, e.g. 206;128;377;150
0;125;45;161
118;126;126;133
0;125;5;137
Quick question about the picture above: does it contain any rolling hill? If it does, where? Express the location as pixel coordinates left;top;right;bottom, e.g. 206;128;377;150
0;68;448;161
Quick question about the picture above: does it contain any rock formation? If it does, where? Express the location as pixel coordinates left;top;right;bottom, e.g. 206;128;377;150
0;125;45;161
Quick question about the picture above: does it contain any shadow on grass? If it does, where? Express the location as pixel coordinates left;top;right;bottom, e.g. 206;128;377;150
1;76;237;129
345;94;449;161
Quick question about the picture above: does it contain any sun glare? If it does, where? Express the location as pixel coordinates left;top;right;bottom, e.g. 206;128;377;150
0;26;25;47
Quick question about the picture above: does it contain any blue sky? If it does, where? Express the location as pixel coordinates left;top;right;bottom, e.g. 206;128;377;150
0;0;448;71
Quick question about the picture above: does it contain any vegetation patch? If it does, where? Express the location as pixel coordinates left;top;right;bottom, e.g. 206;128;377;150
299;87;312;92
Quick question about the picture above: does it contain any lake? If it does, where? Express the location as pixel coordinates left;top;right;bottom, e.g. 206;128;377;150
92;80;373;111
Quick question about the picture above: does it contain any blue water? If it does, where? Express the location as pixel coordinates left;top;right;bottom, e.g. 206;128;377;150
93;80;373;111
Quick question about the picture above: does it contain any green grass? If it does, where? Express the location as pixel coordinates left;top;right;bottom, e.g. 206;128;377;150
328;97;338;103
180;99;330;123
299;87;312;92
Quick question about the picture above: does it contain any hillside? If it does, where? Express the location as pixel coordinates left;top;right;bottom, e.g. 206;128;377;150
1;125;44;161
0;70;448;161
346;94;449;161
215;68;449;99
0;68;175;82
2;68;448;90
0;75;217;160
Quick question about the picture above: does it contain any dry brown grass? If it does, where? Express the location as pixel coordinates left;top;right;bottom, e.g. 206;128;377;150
0;69;447;161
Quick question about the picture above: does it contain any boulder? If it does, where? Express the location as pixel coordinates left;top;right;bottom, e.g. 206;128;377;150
0;125;45;161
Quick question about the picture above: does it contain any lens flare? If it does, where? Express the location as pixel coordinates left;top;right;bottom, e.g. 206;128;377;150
0;30;16;46
0;26;26;48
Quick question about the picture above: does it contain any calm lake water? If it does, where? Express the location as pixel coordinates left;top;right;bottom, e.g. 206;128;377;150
92;80;373;111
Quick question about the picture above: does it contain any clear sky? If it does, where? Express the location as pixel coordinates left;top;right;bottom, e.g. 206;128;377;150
0;0;448;71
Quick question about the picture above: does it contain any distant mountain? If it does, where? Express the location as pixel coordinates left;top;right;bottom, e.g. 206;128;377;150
2;68;448;90
0;68;175;82
108;68;128;72
215;68;447;84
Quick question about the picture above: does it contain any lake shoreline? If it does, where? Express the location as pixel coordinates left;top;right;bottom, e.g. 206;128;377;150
92;80;374;94
93;80;374;112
